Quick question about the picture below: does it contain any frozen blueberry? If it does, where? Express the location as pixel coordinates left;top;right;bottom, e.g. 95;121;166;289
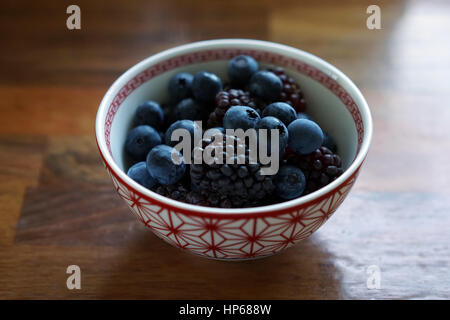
168;72;194;103
174;98;201;120
288;119;324;155
165;119;201;149
274;165;306;200
297;112;312;121
192;71;222;103
127;161;157;189
227;55;259;86
256;116;289;156
125;125;161;161
146;145;186;185
134;101;164;129
249;70;282;102
322;132;337;153
262;102;297;126
223;106;261;130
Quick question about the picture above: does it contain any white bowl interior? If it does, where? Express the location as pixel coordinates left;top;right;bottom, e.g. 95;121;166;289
110;61;358;172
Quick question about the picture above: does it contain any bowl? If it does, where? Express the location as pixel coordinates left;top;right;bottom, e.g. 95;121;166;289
95;39;372;260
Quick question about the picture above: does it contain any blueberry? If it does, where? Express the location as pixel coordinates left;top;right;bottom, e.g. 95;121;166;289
223;106;261;130
159;131;165;142
146;145;186;185
262;102;297;126
192;71;222;103
322;132;337;153
274;165;306;200
256;116;288;156
127;161;157;189
168;72;194;102
297;112;312;120
125;125;161;161
165;119;201;149
228;55;259;86
288;119;324;155
249;70;282;102
204;127;225;140
174;98;201;120
134;100;164;129
210;127;225;134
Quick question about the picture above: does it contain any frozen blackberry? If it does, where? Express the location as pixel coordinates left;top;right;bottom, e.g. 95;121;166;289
266;66;307;113
152;182;190;202
152;182;231;207
207;89;262;128
185;189;234;208
284;146;344;194
190;135;276;208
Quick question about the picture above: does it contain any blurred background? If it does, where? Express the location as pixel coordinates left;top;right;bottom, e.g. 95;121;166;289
0;0;449;299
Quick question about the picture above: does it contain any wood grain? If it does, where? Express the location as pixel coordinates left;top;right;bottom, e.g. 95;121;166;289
1;0;449;299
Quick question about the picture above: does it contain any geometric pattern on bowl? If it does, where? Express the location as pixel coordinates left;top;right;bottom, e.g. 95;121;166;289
106;165;358;260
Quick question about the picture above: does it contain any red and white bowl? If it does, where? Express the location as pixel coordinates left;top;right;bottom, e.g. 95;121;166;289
95;39;373;260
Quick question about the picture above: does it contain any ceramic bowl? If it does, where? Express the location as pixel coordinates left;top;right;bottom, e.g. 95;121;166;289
95;39;372;260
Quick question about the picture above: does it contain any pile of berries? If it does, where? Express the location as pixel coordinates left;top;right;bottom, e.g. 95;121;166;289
124;55;343;208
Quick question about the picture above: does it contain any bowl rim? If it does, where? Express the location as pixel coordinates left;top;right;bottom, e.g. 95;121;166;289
95;38;373;216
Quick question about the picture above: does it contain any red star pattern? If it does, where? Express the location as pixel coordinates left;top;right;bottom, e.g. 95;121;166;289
106;166;357;260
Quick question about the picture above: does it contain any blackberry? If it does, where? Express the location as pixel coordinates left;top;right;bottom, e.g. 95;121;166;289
152;183;190;202
152;181;236;208
190;135;276;208
284;146;344;194
266;66;307;112
207;89;262;128
186;189;233;208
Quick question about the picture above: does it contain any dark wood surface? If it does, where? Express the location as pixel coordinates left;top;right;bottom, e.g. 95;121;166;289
1;0;449;299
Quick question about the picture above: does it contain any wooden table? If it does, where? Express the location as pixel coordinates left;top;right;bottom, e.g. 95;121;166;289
1;0;449;299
